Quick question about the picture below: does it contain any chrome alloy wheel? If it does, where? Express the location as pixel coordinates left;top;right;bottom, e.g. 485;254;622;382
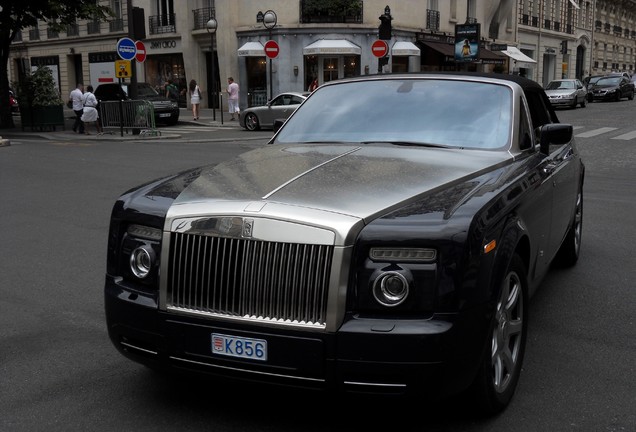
244;113;260;131
491;268;524;394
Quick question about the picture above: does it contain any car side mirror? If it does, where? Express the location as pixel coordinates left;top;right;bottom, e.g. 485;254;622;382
538;124;573;154
273;119;285;132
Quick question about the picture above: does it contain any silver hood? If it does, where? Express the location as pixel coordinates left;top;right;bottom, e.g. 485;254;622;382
166;144;510;244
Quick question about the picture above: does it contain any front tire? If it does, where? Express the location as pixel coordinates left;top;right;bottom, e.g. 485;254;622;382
467;254;528;416
244;112;260;131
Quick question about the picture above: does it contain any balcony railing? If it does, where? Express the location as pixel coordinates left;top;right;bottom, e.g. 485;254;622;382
300;0;363;24
193;7;214;30
149;13;176;34
109;19;125;32
426;9;440;31
67;23;80;36
87;20;101;34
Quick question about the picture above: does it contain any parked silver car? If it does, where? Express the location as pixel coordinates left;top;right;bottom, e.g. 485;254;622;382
544;79;587;109
240;92;309;131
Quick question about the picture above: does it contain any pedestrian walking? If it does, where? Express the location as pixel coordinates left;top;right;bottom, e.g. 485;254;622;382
165;80;179;102
80;85;102;135
189;79;202;120
226;77;240;121
69;83;85;134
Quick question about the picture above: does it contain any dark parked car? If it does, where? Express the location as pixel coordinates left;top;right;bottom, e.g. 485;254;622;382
105;73;584;416
240;92;309;131
544;79;587;108
589;75;635;102
94;82;180;125
583;74;607;101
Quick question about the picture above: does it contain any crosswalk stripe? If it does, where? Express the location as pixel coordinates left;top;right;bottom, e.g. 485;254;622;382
574;127;618;138
611;130;636;140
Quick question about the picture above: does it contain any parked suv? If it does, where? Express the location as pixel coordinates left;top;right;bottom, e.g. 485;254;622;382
94;82;180;126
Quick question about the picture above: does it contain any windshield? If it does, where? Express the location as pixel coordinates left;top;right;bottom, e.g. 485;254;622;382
546;81;575;90
121;83;160;97
274;79;512;150
596;77;620;86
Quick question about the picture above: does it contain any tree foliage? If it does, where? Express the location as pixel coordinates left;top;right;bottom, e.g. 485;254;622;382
17;66;64;107
0;0;112;128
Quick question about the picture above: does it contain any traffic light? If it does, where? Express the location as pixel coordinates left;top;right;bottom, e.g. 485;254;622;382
378;6;393;40
560;40;568;55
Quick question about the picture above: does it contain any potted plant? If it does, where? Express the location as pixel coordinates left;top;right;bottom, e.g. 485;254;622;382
17;66;65;131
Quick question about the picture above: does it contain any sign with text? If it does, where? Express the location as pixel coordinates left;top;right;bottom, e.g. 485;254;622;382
116;37;136;61
454;23;480;63
115;60;131;78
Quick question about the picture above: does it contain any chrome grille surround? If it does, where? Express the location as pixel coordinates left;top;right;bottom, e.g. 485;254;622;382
159;203;363;332
166;230;333;327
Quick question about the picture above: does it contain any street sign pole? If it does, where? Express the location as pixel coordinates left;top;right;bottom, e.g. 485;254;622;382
264;40;280;101
126;0;138;99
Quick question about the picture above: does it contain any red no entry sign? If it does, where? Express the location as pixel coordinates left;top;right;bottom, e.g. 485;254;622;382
264;40;279;59
372;40;389;58
135;40;146;63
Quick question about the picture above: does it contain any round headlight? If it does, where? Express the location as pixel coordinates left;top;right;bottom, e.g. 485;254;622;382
130;245;155;279
372;271;409;307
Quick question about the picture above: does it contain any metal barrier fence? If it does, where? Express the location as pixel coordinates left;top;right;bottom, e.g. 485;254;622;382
99;100;160;137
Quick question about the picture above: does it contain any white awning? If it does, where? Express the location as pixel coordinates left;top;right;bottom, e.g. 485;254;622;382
501;46;536;64
392;41;420;56
303;39;361;55
238;42;264;57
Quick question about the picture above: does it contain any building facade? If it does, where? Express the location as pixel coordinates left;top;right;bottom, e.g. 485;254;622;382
8;0;636;111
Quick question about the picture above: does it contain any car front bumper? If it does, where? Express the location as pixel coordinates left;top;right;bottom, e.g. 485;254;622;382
105;275;487;397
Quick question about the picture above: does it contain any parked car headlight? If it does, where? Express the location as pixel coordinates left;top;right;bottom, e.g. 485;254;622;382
372;271;409;306
130;245;155;279
354;246;438;313
122;224;162;285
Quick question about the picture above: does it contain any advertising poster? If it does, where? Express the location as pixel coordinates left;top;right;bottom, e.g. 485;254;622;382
454;23;480;63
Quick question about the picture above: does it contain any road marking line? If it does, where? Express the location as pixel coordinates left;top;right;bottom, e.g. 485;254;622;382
575;127;617;138
611;130;636;140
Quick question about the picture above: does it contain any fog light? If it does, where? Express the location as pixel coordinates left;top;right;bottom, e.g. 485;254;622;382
130;245;155;279
372;271;409;307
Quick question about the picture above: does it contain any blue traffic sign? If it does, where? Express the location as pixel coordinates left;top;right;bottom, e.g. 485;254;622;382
117;37;137;61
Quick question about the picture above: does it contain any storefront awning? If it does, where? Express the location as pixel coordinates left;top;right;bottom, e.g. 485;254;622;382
238;42;264;57
479;48;506;65
500;46;536;64
303;39;361;55
392;41;420;56
417;41;455;61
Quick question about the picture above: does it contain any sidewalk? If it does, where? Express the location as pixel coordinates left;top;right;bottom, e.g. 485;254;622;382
0;107;240;144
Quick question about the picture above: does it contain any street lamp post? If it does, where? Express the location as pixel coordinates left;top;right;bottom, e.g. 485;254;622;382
206;17;218;122
263;10;277;101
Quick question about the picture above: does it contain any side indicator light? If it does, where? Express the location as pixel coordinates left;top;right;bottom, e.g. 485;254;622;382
484;239;497;254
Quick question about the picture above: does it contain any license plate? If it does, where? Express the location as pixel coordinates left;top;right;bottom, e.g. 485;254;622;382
159;113;171;117
211;333;267;361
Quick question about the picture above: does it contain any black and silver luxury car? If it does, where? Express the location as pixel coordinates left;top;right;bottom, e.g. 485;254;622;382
105;73;584;416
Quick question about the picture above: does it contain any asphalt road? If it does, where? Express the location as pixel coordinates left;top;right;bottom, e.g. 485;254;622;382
0;100;634;431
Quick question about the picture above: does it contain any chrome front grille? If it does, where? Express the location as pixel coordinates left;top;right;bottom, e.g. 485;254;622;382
166;232;333;327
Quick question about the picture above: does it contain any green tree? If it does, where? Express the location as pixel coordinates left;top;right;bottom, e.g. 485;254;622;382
0;0;111;129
